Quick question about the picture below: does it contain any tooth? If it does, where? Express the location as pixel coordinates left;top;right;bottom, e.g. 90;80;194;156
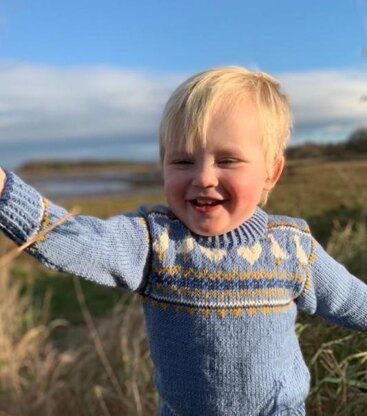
196;199;216;206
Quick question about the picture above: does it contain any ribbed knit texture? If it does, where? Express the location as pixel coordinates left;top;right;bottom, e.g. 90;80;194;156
0;171;366;416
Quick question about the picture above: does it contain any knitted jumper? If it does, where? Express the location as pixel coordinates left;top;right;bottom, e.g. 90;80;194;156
0;172;366;416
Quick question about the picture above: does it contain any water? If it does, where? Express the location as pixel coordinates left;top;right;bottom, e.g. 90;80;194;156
1;136;162;198
28;177;132;199
1;136;159;170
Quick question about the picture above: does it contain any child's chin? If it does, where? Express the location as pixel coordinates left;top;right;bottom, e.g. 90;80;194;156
195;230;219;237
190;223;230;237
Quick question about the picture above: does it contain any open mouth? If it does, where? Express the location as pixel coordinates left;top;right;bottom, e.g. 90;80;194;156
189;198;225;211
192;198;221;206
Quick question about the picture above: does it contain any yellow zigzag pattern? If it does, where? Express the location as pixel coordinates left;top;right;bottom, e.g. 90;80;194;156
154;264;307;282
268;221;310;233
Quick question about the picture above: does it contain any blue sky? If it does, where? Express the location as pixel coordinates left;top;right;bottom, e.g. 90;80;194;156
1;0;366;72
1;0;367;165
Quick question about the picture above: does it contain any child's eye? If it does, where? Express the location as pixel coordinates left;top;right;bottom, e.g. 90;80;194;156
171;160;194;165
218;158;240;165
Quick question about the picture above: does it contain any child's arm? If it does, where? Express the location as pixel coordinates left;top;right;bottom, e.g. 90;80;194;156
296;239;367;333
0;170;150;291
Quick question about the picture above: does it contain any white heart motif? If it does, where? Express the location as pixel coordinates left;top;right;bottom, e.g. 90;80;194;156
152;228;169;258
269;234;288;261
199;245;226;262
177;235;195;255
293;235;308;264
237;242;262;265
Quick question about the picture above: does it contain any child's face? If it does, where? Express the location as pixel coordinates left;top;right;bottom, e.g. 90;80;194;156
162;100;283;236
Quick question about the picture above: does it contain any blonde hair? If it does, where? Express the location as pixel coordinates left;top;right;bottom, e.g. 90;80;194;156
159;66;292;203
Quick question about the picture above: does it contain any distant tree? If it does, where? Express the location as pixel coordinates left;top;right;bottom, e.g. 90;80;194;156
286;142;346;159
286;142;325;159
346;128;367;153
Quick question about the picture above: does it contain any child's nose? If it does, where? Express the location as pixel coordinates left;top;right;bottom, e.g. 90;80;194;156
192;165;218;188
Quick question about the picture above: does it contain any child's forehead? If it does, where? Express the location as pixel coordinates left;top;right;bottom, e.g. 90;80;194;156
162;97;267;159
165;130;263;157
165;141;248;157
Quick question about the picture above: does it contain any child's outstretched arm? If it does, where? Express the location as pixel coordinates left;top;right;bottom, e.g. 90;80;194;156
297;239;367;333
0;170;150;291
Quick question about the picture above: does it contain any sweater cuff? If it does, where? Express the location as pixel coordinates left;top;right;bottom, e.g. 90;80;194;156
0;171;45;244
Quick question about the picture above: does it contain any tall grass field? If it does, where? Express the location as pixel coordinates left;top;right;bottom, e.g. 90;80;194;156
0;158;366;415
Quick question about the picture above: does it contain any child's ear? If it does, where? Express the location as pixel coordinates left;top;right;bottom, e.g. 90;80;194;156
263;156;285;191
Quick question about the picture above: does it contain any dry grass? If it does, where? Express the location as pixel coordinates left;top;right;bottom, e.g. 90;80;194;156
268;159;367;217
302;216;367;415
0;267;157;416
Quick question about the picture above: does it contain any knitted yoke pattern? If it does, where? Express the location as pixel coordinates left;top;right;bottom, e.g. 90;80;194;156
0;172;366;416
141;205;312;316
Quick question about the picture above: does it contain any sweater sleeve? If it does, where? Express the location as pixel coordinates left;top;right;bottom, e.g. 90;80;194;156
0;171;150;291
296;238;367;333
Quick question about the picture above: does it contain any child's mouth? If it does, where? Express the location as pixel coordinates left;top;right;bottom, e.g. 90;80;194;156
189;198;224;212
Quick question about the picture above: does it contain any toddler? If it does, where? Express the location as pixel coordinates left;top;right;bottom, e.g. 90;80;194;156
0;66;366;416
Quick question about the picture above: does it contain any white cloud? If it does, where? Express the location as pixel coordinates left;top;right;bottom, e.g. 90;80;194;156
0;62;185;142
279;69;367;143
0;62;366;146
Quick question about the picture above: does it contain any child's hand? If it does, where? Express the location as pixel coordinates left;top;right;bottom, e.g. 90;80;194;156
0;169;6;197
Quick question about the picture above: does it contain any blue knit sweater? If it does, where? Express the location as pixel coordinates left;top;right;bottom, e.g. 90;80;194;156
0;171;366;416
